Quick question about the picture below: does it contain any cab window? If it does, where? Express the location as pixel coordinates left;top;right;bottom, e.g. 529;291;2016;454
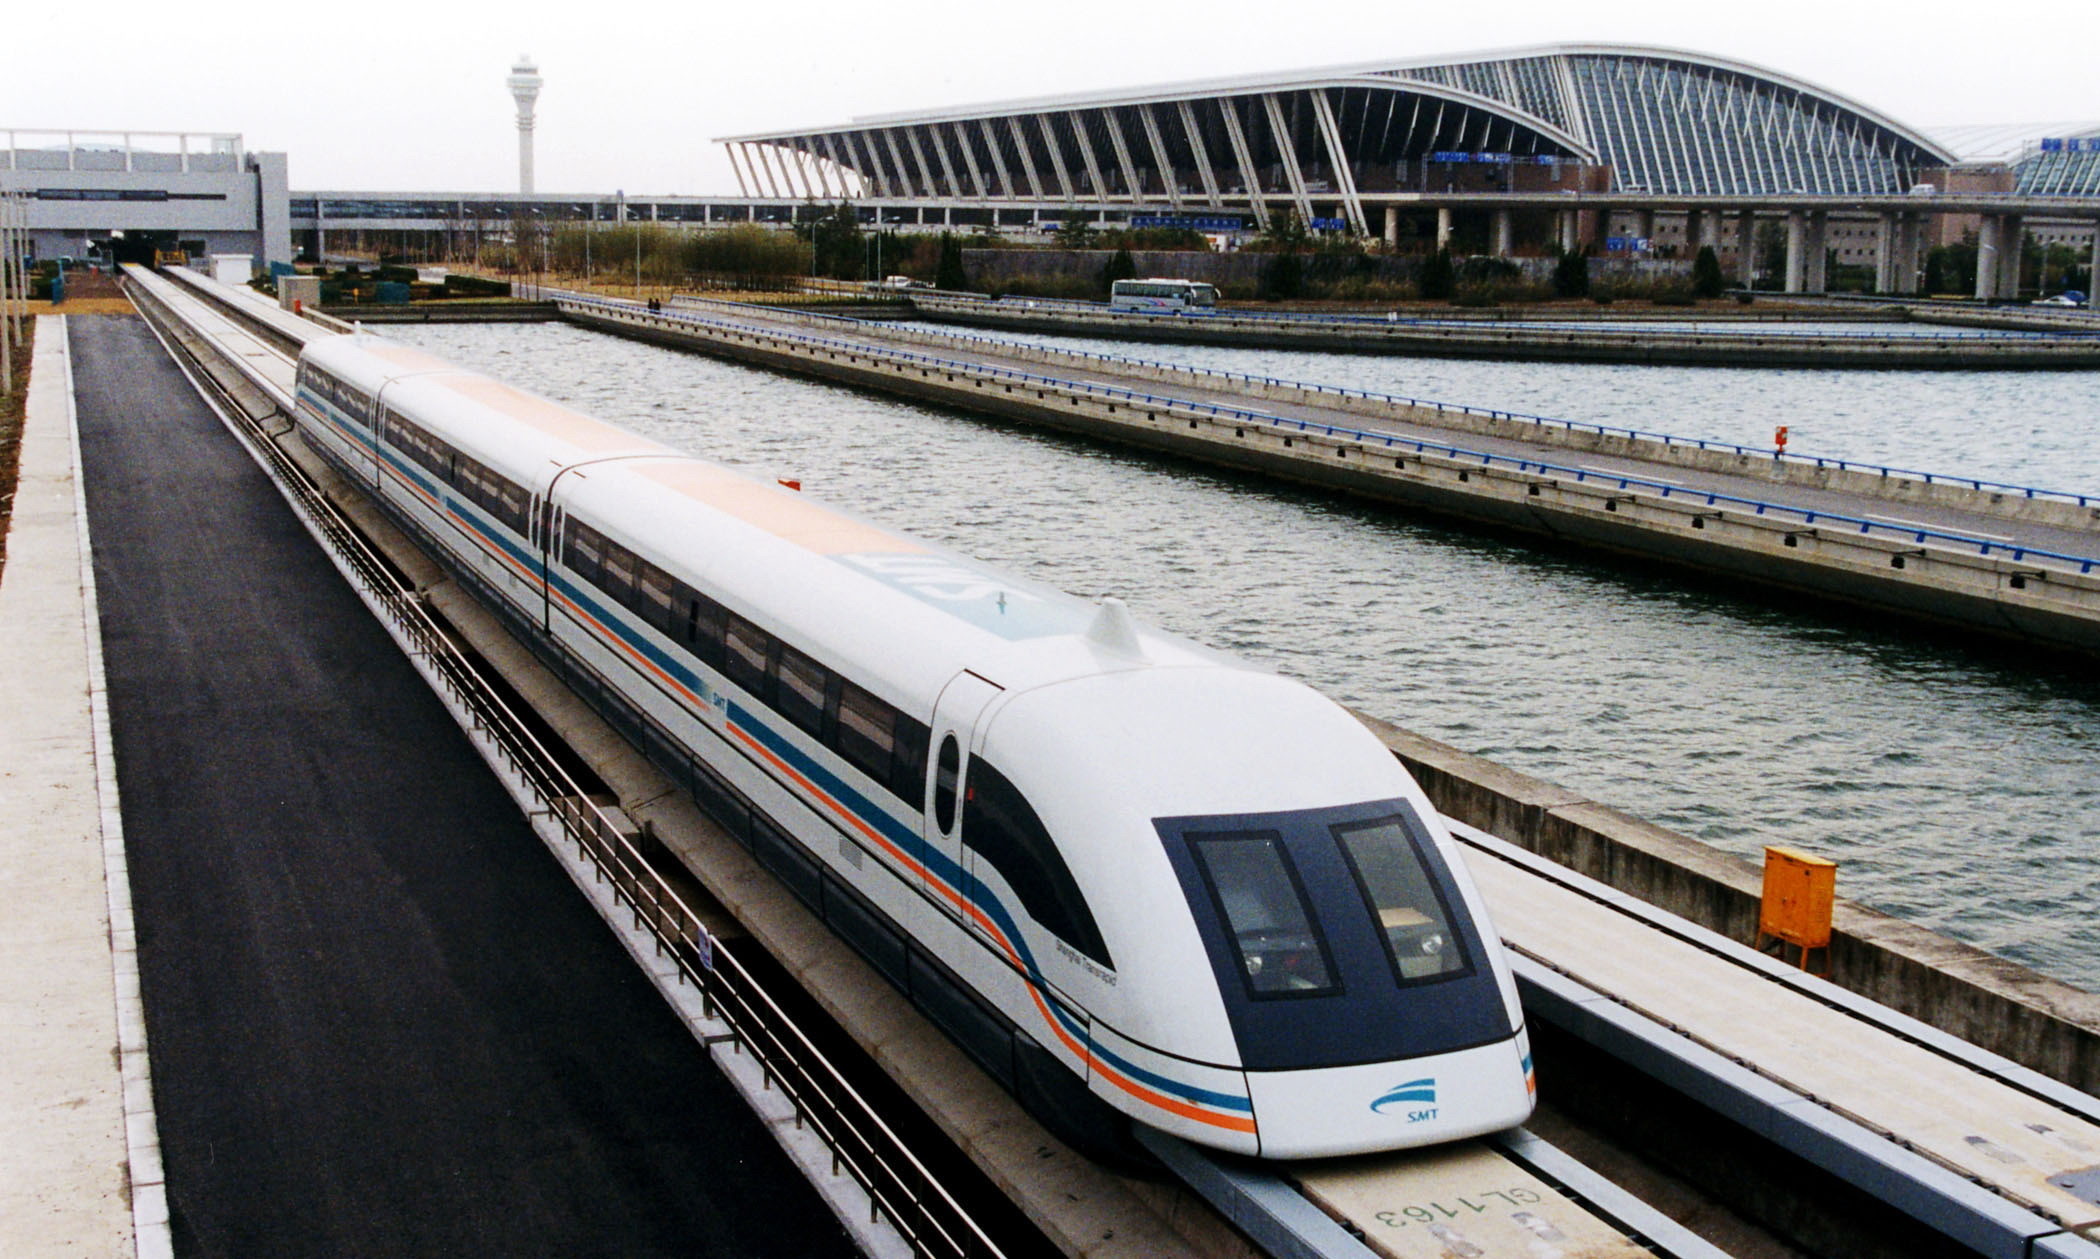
1332;815;1474;985
1187;830;1339;999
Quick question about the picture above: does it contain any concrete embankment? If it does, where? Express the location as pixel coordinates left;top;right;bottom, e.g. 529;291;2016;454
909;295;2100;369
737;298;2100;537
561;299;2100;655
1358;713;2100;1098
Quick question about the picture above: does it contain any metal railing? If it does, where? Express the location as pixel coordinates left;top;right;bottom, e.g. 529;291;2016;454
907;292;2100;342
659;293;2100;510
565;293;2100;577
133;270;1006;1259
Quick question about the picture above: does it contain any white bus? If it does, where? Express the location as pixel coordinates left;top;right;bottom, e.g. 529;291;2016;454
1109;277;1220;313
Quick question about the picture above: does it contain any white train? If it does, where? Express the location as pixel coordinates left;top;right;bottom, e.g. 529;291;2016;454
292;330;1535;1159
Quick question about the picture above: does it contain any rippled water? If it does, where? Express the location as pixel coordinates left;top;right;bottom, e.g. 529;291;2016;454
890;320;2100;493
391;321;2100;991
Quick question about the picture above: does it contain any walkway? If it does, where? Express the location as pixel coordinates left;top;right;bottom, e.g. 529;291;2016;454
62;312;856;1256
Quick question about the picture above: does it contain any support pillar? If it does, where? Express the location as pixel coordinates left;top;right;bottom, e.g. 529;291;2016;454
1557;210;1579;253
2089;222;2100;307
1890;213;1921;295
1804;210;1829;293
1873;212;1898;293
1736;210;1757;286
1684;209;1709;256
1633;208;1656;247
1784;210;1807;293
1384;205;1399;249
1975;215;2002;301
1435;206;1453;249
1997;215;2024;300
1490;208;1513;257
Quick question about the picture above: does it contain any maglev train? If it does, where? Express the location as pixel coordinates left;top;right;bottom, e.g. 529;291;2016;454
291;330;1535;1160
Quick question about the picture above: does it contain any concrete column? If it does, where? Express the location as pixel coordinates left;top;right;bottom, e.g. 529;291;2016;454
1684;209;1708;255
1873;212;1898;293
1384;205;1399;248
1435;206;1453;249
1559;210;1580;254
2090;222;2100;307
1633;208;1656;247
1490;208;1514;256
1975;215;2001;301
1804;211;1829;293
1784;210;1807;293
1736;210;1756;286
1997;215;2024;300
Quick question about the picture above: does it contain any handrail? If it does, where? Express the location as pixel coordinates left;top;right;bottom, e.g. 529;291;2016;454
907;293;2100;343
567;293;2100;577
132;269;1005;1259
655;293;2100;511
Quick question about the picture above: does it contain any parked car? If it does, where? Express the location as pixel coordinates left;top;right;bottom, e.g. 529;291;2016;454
2031;293;2083;306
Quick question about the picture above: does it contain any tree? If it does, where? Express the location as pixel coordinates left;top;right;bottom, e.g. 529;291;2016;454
807;201;864;280
1259;251;1303;300
935;233;967;290
1690;244;1726;298
1054;213;1097;249
1419;246;1456;301
1553;244;1593;299
1263;208;1309;251
1100;247;1137;292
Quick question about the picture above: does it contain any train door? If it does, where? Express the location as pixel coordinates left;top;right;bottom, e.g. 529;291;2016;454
922;671;1003;926
535;496;563;632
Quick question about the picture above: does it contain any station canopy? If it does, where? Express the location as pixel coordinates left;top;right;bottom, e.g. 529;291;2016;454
718;44;1966;233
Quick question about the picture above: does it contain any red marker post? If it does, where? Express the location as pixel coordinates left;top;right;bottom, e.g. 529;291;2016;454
1773;425;1789;456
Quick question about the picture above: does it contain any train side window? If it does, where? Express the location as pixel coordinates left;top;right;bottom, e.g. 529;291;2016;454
891;715;930;808
684;590;727;670
598;538;639;607
1187;831;1340;1000
834;681;897;785
773;644;830;739
962;759;1111;968
933;735;960;833
565;520;605;587
635;563;679;637
1332;815;1473;986
724;616;772;700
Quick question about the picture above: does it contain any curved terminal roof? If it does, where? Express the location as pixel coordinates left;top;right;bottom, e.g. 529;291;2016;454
718;43;1971;225
1931;122;2100;196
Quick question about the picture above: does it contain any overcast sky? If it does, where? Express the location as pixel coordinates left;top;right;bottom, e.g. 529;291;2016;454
5;0;2094;195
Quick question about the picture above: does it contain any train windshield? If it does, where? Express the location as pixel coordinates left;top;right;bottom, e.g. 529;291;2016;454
1187;830;1340;999
1333;815;1472;984
1159;800;1510;1070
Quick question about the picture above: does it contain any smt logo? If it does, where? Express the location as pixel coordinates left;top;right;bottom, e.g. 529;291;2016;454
1370;1078;1438;1123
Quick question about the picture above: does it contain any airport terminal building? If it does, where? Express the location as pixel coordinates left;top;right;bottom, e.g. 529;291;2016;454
720;43;2100;251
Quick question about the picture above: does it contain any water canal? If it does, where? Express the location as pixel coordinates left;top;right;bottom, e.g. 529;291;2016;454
391;320;2100;992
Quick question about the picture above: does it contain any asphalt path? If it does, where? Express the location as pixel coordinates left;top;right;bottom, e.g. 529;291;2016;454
69;313;854;1258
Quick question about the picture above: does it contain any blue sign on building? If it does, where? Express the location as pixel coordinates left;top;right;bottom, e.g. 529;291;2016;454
1432;151;1472;163
1309;217;1348;231
1131;214;1247;231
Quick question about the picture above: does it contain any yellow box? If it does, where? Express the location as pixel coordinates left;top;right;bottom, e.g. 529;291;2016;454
1759;846;1836;949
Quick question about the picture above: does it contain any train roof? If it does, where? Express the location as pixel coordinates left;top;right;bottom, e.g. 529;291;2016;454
563;453;1244;705
305;330;1262;709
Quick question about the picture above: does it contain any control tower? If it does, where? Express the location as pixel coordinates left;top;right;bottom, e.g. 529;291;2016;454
507;55;543;194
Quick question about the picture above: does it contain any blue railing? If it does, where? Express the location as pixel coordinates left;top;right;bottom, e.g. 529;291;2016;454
664;292;2100;511
571;293;2100;577
906;293;2100;343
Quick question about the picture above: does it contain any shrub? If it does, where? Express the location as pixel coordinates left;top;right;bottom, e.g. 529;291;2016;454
1691;245;1726;298
1552;246;1591;299
1418;247;1456;300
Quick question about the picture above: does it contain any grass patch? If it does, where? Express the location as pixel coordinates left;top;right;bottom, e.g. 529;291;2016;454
0;318;35;582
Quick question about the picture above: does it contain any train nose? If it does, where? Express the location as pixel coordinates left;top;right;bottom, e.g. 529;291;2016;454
1244;1037;1534;1160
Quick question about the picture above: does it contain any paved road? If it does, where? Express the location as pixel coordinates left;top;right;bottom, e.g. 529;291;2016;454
69;313;854;1258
